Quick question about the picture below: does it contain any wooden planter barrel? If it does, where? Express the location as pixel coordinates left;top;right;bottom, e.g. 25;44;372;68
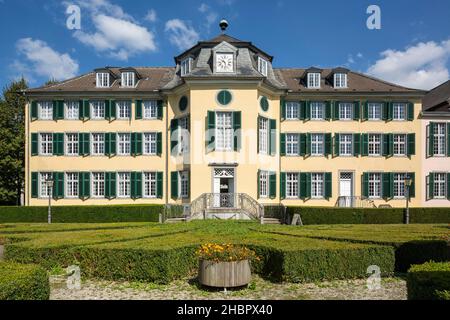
198;260;251;288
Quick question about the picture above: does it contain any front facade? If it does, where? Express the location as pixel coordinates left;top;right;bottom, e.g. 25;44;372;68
24;31;449;209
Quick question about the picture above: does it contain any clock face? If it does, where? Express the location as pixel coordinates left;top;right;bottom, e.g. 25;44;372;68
216;53;234;73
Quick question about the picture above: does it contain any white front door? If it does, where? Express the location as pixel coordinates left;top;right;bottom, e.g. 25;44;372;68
213;177;221;207
339;172;353;207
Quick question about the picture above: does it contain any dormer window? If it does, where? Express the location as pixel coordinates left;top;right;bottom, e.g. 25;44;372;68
258;57;268;77
121;72;135;88
96;72;110;88
334;73;348;88
181;58;192;76
307;73;321;89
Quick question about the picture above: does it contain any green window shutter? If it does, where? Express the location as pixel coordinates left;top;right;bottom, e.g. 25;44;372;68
382;173;393;199
280;133;286;156
135;100;142;120
334;133;340;157
361;134;369;156
408;173;415;198
325;101;332;120
157;100;164;120
53;172;65;199
52;101;58;120
233;111;242;151
324;172;332;200
353;134;361;156
407;133;416;156
131;172;143;199
53;133;64;156
171;172;178;199
305;173;312;199
381;102;388;121
31;133;39;156
353;101;360;121
171;118;179;154
333;101;340;121
105;172;116;199
269;172;276;199
54;100;64;120
362;102;369;121
269;119;276;156
382;134;390;157
428;123;435;157
387;102;393;121
280;99;286;121
407;102;414;121
81;100;90;120
299;134;306;156
299;173;306;199
298;101;305;120
447;123;450;157
156;172;163;199
304;101;311;120
105;133;116;157
31;172;38;198
280;172;286;200
428;173;434;200
305;133;311;156
131;133;142;157
362;173;369;198
79;172;90;199
79;133;90;156
388;134;394;156
30;101;38;120
156;132;162;156
447;173;450;200
324;133;332;156
105;100;111;120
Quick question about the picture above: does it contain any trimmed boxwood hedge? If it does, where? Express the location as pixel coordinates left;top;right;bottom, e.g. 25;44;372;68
0;205;162;223
407;261;450;300
0;262;50;300
286;207;450;225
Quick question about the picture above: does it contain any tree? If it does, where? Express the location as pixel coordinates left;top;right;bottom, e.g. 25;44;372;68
0;78;28;205
44;78;59;86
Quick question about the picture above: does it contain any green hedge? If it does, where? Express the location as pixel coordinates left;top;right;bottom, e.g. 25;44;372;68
0;205;163;223
286;207;450;225
407;261;450;300
396;241;450;272
0;262;50;300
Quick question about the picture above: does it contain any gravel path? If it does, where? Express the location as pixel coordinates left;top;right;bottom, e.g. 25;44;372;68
50;276;407;300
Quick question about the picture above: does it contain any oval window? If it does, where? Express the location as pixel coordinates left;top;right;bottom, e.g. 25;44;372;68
260;96;269;112
179;96;188;112
217;90;232;106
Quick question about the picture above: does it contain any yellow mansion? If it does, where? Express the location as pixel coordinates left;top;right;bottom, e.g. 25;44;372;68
24;30;450;214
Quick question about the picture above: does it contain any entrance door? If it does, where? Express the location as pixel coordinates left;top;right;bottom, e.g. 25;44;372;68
213;168;235;208
339;172;353;207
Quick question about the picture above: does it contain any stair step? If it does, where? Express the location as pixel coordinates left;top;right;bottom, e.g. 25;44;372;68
165;218;187;224
263;218;281;224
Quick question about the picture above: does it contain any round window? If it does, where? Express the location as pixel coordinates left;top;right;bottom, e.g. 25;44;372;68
179;96;188;112
260;96;269;112
217;90;232;106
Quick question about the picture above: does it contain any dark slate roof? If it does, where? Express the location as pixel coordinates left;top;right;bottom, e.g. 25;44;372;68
423;80;450;111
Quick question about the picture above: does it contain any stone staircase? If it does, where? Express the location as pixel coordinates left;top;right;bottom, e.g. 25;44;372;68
262;217;281;225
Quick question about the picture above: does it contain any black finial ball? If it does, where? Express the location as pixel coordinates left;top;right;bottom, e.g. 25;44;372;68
219;19;229;32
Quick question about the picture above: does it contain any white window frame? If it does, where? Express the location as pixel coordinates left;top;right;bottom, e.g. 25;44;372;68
339;102;353;120
96;72;110;88
91;172;105;198
91;133;105;156
181;58;192;76
393;103;406;121
311;173;324;199
143;132;157;156
368;134;382;156
286;134;299;156
368;103;382;121
334;73;348;88
393;173;406;199
339;134;353;156
216;112;233;151
117;100;131;120
307;73;321;89
259;171;269;198
39;172;53;198
311;134;324;156
65;101;79;120
65;172;79;198
286;102;299;120
286;173;299;199
258;57;268;77
121;72;135;88
368;173;382;199
258;117;269;155
38;101;53;120
91;101;105;120
117;133;131;156
434;123;446;156
143;100;158;119
311;102;325;120
65;133;79;156
393;134;407;156
117;172;131;198
179;171;189;198
143;172;157;198
39;133;53;156
433;172;447;199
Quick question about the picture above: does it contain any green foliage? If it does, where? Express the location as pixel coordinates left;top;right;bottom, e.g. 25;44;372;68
0;262;49;300
407;262;450;300
0;205;162;223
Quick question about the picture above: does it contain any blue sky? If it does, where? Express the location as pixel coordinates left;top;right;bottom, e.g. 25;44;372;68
0;0;449;90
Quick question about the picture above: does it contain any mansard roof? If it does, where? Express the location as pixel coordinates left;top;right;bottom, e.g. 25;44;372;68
423;80;450;111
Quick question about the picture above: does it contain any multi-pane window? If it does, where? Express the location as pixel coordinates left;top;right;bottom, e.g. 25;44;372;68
368;103;382;120
307;73;321;88
334;73;347;88
311;173;324;198
92;173;105;197
178;117;189;154
65;133;79;156
38;101;53;120
311;134;324;156
91;133;105;156
286;102;299;120
258;117;269;154
339;134;353;156
121;72;135;87
181;58;192;76
368;173;382;198
286;173;299;198
258;57;268;77
180;171;189;198
117;101;131;119
393;103;406;121
143;172;157;198
311;102;324;120
65;101;79;119
143;100;158;119
216;112;233;151
96;72;110;87
144;133;157;155
339;103;353;120
117;133;131;155
434;173;446;198
393;134;407;156
66;173;79;198
393;173;406;198
368;134;381;156
433;123;446;156
39;133;53;155
39;173;52;198
91;101;105;119
286;134;299;156
117;172;131;198
259;171;269;198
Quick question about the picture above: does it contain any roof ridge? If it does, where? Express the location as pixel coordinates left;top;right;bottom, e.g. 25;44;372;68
31;72;94;91
350;70;420;91
427;79;450;92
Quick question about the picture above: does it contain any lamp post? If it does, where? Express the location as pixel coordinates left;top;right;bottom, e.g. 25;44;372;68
404;175;412;225
46;178;54;224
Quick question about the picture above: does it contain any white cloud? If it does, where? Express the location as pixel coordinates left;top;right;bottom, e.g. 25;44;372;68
13;38;79;82
198;3;209;13
367;40;450;90
70;0;132;20
144;9;157;22
198;3;218;33
165;19;200;51
73;14;157;60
